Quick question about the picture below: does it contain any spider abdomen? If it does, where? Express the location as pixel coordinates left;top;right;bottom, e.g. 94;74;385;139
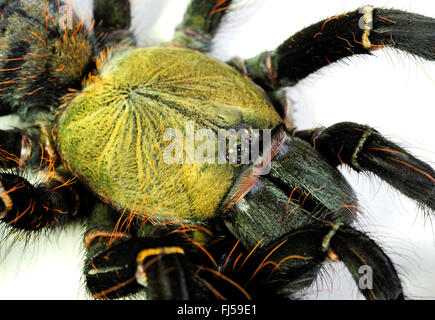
55;46;283;221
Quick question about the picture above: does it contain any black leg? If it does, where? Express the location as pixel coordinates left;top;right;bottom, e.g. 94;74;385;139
84;207;405;300
330;225;404;300
194;222;404;300
173;0;234;51
0;166;92;231
0;161;94;231
93;0;131;32
197;225;326;299
84;203;145;299
0;129;26;168
0;124;48;169
295;122;435;211
92;0;133;48
234;7;435;90
0;121;93;232
0;125;93;233
84;203;225;299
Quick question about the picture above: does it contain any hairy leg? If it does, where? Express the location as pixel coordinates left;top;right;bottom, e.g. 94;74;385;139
199;223;403;300
173;0;234;51
0;126;93;231
234;7;435;89
295;122;435;211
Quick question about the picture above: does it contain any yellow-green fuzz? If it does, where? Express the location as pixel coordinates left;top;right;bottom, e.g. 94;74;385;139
56;47;282;220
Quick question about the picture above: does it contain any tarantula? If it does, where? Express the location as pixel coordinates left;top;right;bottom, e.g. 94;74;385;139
0;0;434;300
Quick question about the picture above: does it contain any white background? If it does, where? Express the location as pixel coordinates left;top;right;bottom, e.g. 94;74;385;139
0;0;434;299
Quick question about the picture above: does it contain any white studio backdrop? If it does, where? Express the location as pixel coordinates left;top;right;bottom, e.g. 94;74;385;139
0;0;434;300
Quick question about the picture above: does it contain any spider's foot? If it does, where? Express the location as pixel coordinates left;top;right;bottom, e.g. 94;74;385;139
84;234;191;300
330;225;405;300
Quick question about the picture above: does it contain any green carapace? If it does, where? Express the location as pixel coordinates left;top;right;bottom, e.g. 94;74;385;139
56;47;283;221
